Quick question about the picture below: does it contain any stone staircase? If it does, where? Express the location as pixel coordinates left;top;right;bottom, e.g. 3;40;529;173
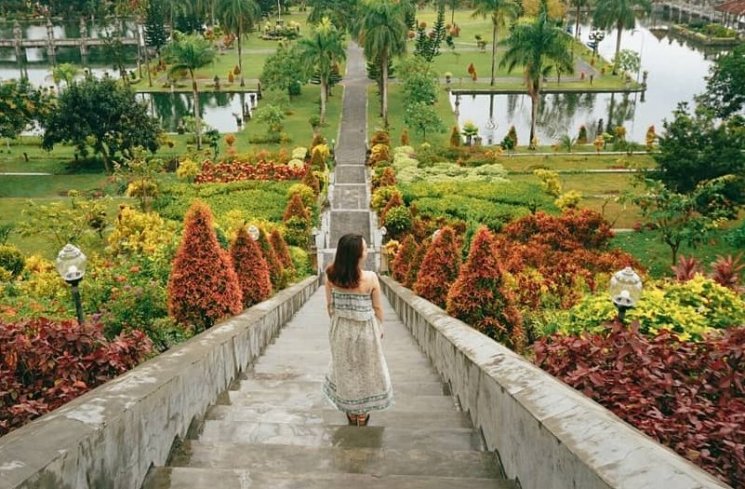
142;290;516;489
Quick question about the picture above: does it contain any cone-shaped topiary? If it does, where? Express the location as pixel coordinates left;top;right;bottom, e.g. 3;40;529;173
381;192;404;221
230;226;273;307
168;201;243;330
405;237;430;289
446;226;525;352
391;234;417;283
310;146;327;171
270;229;295;275
400;129;410;146
302;167;321;195
450;126;461;147
414;227;461;308
258;227;285;290
377;167;397;189
283;193;310;222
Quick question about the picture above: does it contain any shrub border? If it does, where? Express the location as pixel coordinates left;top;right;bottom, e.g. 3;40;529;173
0;275;320;489
380;276;729;489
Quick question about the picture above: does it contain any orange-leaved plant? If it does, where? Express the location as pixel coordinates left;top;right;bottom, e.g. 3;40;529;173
258;227;285;290
414;227;461;308
283;192;310;222
405;237;430;289
168;201;243;330
230;226;272;307
270;229;296;275
446;226;525;352
391;234;417;283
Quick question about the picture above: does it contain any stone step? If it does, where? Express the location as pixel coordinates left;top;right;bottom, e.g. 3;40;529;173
226;390;459;412
205;405;473;429
254;354;437;371
199;421;483;451
143;467;516;489
235;379;448;396
247;370;443;383
170;442;503;479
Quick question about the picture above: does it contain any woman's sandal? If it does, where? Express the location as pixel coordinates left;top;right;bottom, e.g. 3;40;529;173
356;414;370;427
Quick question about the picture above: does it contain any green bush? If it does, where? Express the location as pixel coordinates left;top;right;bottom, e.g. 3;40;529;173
371;186;402;213
0;245;25;278
726;221;745;248
545;276;745;341
284;216;311;248
383;206;413;236
289;246;313;277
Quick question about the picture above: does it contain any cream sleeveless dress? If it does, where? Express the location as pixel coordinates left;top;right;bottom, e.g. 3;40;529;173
322;286;394;415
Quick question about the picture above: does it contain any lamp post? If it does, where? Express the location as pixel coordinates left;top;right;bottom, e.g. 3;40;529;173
56;244;87;325
609;267;643;324
247;224;260;241
588;29;605;64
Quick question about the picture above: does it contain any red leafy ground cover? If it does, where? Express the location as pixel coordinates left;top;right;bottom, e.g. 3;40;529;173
0;318;152;436
534;324;745;488
195;161;307;183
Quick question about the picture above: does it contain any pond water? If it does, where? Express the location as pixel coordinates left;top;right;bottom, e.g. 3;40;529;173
136;92;259;134
452;15;726;144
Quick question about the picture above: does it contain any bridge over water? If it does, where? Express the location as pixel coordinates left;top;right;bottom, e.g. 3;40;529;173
0;43;730;489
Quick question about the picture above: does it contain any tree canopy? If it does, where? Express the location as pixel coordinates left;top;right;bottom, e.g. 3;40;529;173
652;102;745;208
41;78;161;173
698;44;745;119
0;80;52;140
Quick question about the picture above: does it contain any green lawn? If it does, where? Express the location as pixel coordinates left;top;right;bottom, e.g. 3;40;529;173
613;228;745;279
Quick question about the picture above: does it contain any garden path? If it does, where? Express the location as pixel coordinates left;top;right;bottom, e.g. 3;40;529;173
142;289;516;488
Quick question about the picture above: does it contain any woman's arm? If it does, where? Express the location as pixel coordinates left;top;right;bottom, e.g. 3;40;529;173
325;275;333;317
370;273;384;325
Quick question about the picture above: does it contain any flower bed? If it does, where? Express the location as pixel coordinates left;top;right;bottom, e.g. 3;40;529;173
195;160;308;184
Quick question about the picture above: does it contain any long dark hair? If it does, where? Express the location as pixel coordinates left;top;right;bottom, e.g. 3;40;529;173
326;233;364;288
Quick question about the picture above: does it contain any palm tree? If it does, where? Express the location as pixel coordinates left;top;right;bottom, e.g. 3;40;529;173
355;0;407;127
51;63;79;91
472;0;520;86
165;33;217;149
593;0;651;74
500;0;574;148
218;0;261;87
299;17;347;124
570;0;590;41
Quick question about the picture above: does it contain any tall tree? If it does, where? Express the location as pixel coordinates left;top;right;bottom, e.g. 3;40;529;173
0;80;52;140
698;44;745;119
308;0;360;31
500;0;573;148
145;0;169;60
218;0;262;87
570;0;590;42
472;0;519;86
299;17;347;123
165;33;216;149
592;0;651;74
355;0;408;127
41;78;160;173
260;42;308;99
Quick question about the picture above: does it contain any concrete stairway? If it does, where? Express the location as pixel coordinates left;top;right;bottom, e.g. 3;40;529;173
142;290;516;489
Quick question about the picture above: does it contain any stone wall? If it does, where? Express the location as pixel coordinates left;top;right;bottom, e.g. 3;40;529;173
380;276;730;489
0;276;320;489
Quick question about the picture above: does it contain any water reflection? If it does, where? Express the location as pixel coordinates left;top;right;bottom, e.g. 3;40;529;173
453;16;724;143
136;92;259;133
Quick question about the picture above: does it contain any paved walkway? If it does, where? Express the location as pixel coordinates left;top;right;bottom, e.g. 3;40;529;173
143;290;515;488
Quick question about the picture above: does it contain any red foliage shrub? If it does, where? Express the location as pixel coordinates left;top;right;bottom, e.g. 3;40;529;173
195;160;307;183
381;192;405;221
672;255;703;282
446;227;525;351
373;167;397;191
270;229;295;274
230;227;272;307
710;254;744;291
391;234;418;283
258;227;285;290
414;227;461;308
0;318;151;435
302;168;321;194
167;201;243;330
534;324;745;488
404;237;430;289
494;210;639;310
283;193;310;222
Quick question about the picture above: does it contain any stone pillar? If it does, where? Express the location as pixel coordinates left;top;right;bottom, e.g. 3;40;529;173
13;21;26;64
79;17;88;65
46;18;56;66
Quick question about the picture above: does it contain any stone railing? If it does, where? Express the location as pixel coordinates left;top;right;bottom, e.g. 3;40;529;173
380;276;730;489
0;275;320;489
